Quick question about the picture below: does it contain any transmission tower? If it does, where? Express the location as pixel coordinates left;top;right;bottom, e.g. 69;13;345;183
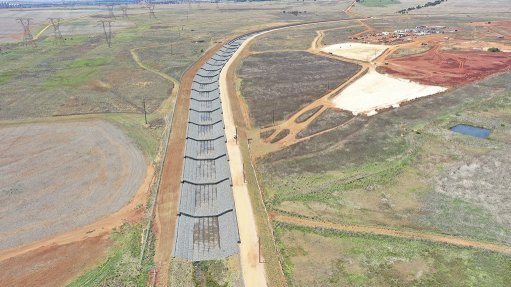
48;18;64;43
16;18;34;45
107;4;116;19
147;4;157;19
98;20;113;48
121;5;128;18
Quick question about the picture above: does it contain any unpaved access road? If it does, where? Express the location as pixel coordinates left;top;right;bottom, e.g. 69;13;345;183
272;213;511;255
220;35;270;287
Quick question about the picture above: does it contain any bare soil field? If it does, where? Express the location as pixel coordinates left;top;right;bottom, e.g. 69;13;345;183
0;234;111;287
0;120;146;250
238;51;360;127
380;47;511;86
322;42;389;62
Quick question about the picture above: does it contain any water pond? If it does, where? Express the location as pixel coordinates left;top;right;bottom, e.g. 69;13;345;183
450;124;491;138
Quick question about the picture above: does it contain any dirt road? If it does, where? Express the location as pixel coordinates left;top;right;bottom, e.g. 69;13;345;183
272;213;511;255
220;35;270;287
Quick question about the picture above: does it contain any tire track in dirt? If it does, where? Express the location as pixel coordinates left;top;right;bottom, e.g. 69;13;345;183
259;21;452;149
271;213;511;255
130;47;180;114
263;22;371;147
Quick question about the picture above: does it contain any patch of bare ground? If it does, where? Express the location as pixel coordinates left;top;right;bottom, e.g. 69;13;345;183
0;120;146;250
297;108;353;138
0;234;111;287
238;51;360;127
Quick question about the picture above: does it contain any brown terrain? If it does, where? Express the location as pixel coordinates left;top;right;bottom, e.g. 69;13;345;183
0;120;147;250
0;119;153;286
380;46;511;86
0;234;111;287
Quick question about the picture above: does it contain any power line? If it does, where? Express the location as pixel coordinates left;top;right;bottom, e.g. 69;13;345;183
147;3;157;19
16;17;34;46
98;20;113;48
48;17;64;43
107;4;116;19
121;5;128;18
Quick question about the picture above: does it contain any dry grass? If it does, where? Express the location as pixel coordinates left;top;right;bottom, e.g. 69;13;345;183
238;51;360;127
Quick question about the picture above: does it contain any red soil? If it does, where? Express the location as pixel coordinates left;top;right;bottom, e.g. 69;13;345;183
0;234;111;287
380;47;511;86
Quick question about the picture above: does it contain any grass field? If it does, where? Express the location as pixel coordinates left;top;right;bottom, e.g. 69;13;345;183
261;70;511;245
274;222;511;287
67;223;154;287
358;0;401;8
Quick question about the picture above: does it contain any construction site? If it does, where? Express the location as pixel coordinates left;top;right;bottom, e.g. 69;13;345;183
1;0;511;286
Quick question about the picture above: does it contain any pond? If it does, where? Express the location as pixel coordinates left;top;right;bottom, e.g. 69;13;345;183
450;124;491;138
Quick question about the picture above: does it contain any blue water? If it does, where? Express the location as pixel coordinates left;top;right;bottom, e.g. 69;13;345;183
450;124;491;138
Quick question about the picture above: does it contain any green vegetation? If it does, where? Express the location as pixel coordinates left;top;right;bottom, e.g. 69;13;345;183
67;223;155;287
397;0;446;14
418;191;511;244
265;149;415;206
193;260;231;287
488;47;501;52
274;222;511;287
44;58;110;88
0;69;17;84
358;0;401;8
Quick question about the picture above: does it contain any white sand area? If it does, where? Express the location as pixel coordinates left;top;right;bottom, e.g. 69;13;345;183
332;70;447;116
321;42;389;62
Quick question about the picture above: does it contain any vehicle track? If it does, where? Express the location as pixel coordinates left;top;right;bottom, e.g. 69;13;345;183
271;212;511;255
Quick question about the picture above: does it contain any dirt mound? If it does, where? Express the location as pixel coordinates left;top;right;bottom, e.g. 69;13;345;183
380;47;511;86
0;120;146;250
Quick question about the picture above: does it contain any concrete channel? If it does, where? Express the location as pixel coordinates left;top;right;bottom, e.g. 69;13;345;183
173;34;256;261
